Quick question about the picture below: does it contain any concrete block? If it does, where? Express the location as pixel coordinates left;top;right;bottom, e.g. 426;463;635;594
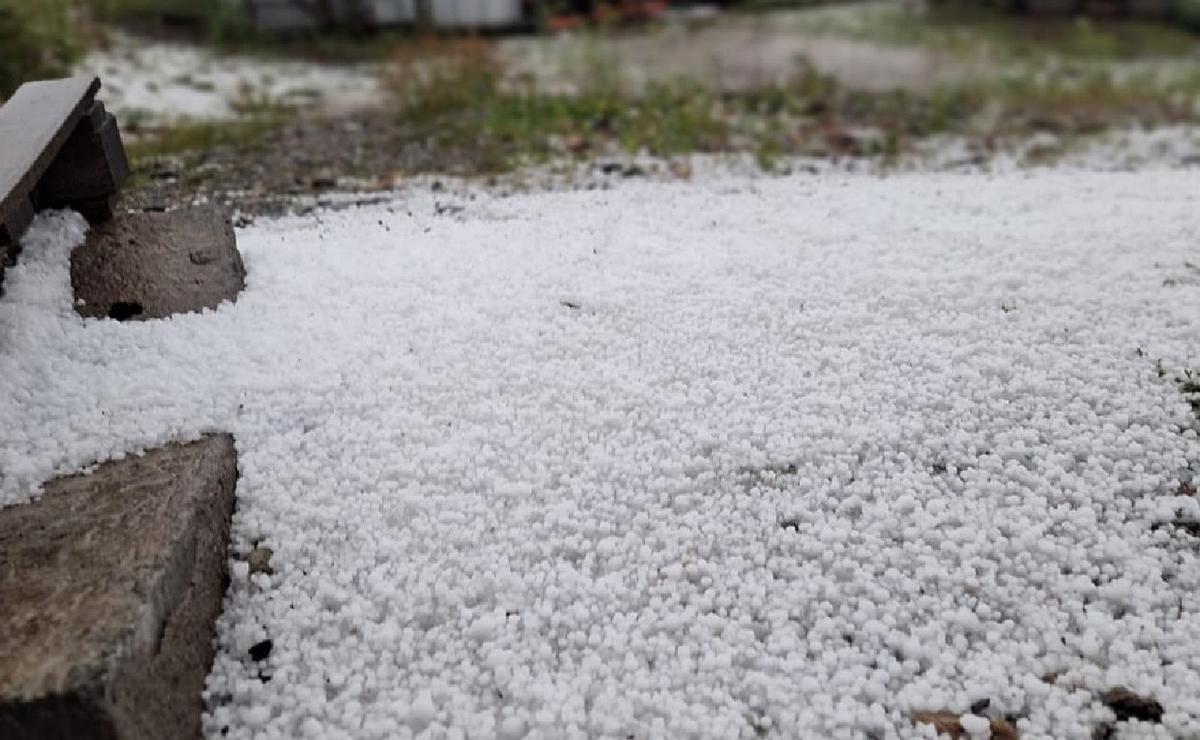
0;435;239;740
71;205;245;321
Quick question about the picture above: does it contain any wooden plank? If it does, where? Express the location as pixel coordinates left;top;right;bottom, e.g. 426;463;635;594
0;76;100;221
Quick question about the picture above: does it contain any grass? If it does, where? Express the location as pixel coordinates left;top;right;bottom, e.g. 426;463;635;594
386;38;737;171
786;2;1200;61
122;93;291;189
1179;370;1200;415
377;32;1200;174
383;38;979;173
126;114;284;163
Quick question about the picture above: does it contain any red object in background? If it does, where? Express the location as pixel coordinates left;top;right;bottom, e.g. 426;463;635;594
599;1;669;22
547;1;669;30
546;14;585;31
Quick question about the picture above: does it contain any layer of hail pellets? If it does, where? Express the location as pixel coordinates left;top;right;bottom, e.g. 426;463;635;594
2;171;1199;740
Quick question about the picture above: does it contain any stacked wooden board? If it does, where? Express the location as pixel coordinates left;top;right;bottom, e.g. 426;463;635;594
0;75;129;283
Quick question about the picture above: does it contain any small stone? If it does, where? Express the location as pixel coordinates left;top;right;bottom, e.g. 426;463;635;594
913;711;1020;740
1100;687;1163;723
248;546;274;575
248;639;273;662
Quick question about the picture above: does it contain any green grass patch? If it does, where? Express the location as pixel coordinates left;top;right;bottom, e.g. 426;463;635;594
127;114;283;160
387;39;743;171
123;97;289;187
385;38;903;172
979;62;1200;133
90;0;253;43
787;2;1200;61
378;32;1200;173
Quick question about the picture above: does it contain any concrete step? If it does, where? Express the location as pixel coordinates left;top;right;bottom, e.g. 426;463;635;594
0;435;238;740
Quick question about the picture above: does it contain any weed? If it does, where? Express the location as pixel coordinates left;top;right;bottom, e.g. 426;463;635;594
90;0;253;44
791;2;1200;62
1181;369;1200;395
375;23;1194;173
384;37;736;171
125;104;288;176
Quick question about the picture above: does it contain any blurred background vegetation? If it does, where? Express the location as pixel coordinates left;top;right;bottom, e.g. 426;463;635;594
6;1;1200;190
0;0;251;98
0;0;81;96
6;1;1200;101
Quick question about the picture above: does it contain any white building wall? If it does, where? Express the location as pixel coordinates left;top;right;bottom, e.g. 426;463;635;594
429;0;525;28
240;0;526;30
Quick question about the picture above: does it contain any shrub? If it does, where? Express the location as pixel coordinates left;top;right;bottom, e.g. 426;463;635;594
0;0;81;100
93;0;254;43
1177;0;1200;30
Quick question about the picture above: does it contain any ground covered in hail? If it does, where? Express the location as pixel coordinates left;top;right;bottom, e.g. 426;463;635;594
2;171;1200;740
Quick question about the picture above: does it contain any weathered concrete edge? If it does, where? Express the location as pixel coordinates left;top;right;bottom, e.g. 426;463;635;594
0;434;238;740
70;205;246;322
